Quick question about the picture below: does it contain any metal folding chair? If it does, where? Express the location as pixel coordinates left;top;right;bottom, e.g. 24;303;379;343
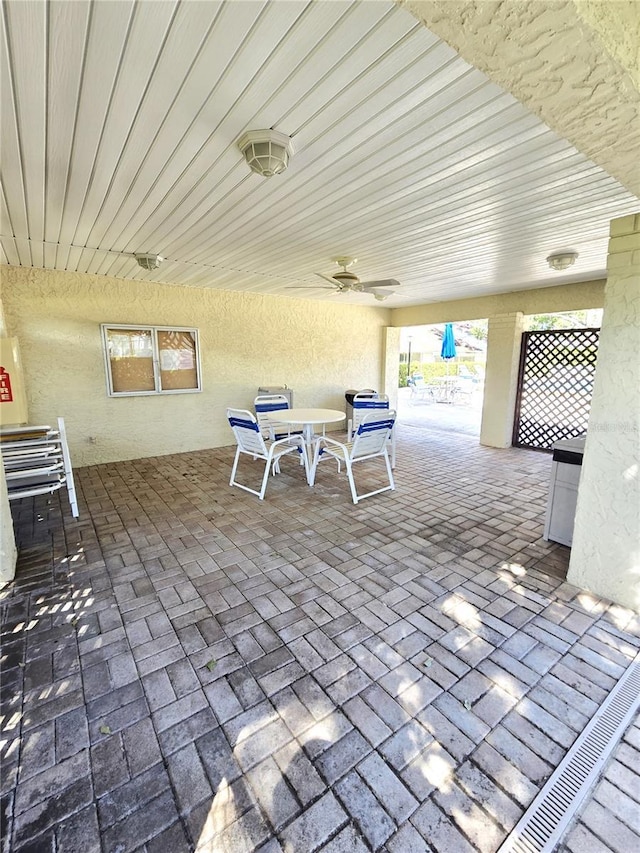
310;410;396;504
227;408;308;500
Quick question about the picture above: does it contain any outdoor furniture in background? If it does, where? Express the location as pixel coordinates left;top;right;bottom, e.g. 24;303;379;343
310;410;396;504
426;376;459;404
348;391;396;468
345;389;376;432
265;408;345;480
254;394;300;440
409;374;433;403
0;418;79;517
411;374;481;406
226;408;308;500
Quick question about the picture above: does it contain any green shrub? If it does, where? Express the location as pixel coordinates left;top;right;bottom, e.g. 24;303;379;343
399;360;482;387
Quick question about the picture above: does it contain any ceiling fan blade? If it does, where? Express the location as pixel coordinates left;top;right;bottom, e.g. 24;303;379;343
286;285;336;290
314;272;340;286
359;279;400;288
362;287;395;297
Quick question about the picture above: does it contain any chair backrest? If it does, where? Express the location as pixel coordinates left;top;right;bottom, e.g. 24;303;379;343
352;392;390;435
254;394;290;437
227;408;268;455
351;410;396;459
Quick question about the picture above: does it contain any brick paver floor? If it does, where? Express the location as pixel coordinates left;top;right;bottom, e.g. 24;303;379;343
2;421;639;852
560;716;640;853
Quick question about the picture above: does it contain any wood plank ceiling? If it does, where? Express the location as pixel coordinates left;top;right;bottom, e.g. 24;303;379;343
1;0;637;306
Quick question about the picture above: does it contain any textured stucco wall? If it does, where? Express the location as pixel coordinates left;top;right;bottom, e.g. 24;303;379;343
391;279;605;327
575;0;640;91
568;213;640;612
399;0;640;197
0;266;389;466
383;327;402;413
480;312;525;448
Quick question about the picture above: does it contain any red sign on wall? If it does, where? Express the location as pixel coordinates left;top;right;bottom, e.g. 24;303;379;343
0;366;14;402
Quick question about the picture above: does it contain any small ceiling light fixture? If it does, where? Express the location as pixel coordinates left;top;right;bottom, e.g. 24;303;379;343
135;253;163;271
546;251;579;271
237;129;294;177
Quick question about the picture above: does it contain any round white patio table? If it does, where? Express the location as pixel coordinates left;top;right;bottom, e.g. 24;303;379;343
266;408;345;446
266;408;345;483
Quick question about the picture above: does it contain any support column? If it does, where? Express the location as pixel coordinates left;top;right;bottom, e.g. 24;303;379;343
480;312;524;448
383;326;401;412
568;213;640;612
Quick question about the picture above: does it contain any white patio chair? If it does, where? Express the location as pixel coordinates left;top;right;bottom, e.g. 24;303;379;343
349;391;396;468
227;408;308;500
254;394;299;441
310;410;396;504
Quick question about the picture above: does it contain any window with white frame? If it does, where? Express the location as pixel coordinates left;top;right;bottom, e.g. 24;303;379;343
101;325;201;396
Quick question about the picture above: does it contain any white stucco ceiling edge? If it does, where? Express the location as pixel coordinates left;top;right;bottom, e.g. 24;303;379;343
399;0;640;198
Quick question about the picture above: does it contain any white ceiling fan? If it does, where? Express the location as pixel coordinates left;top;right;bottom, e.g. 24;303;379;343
290;257;401;301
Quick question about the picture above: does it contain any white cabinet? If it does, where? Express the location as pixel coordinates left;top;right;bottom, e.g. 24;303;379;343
0;418;79;517
543;436;586;547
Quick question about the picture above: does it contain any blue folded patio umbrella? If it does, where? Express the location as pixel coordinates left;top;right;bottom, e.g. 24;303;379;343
440;323;457;393
441;323;456;360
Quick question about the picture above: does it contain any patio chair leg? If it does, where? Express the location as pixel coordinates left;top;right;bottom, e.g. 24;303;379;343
259;453;274;499
385;451;395;491
345;457;359;504
229;448;241;487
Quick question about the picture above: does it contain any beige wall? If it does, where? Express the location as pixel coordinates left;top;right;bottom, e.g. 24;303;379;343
383;327;402;412
575;0;640;90
479;312;525;448
0;265;390;466
568;213;640;611
391;279;605;326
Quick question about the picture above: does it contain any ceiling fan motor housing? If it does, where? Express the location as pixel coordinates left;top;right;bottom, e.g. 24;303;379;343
332;270;360;285
312;257;399;296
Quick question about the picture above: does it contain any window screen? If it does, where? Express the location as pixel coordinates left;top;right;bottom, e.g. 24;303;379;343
102;325;201;396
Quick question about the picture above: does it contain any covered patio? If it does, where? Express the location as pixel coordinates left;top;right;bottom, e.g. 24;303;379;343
1;1;639;850
2;422;638;852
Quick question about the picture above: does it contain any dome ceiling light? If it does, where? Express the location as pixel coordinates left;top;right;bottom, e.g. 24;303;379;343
134;253;164;271
237;129;294;177
547;251;579;271
135;252;164;270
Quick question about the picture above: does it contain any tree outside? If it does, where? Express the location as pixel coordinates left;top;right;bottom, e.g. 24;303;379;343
525;309;603;331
